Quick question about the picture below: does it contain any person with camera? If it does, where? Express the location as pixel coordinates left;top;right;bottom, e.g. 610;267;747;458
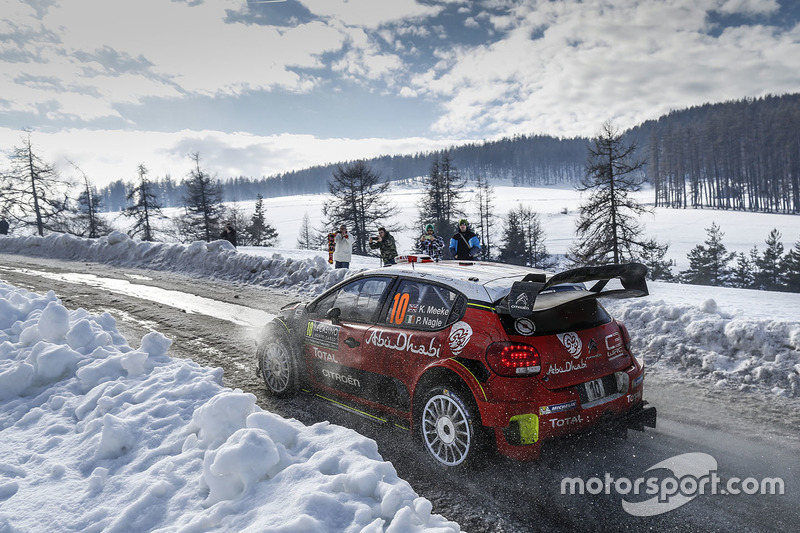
368;227;397;266
417;223;444;261
333;224;353;269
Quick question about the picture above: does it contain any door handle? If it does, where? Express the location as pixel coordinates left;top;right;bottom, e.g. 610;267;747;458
344;337;360;348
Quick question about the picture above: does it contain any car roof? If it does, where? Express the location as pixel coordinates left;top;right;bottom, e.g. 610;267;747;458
364;260;554;303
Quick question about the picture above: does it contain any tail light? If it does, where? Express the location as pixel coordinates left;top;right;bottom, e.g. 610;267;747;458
486;342;541;376
619;321;632;351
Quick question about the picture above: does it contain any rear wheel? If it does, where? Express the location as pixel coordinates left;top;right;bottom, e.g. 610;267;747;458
257;328;299;397
419;385;483;467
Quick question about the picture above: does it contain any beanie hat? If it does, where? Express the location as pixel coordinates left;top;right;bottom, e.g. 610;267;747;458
458;219;468;226
425;224;434;231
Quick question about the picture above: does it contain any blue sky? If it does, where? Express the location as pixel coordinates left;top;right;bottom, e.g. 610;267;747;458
2;0;799;186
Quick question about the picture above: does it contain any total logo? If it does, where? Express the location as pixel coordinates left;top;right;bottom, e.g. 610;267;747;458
550;414;584;428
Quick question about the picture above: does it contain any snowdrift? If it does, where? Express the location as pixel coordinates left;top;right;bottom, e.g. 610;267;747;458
0;281;459;532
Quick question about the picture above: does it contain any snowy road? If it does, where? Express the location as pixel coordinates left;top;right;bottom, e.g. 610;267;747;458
1;253;797;532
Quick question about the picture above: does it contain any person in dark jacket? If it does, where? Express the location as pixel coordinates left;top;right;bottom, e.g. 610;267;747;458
0;218;9;235
368;227;397;266
449;218;480;260
220;222;237;247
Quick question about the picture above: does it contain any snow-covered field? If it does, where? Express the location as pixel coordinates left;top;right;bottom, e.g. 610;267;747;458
193;182;800;272
1;207;799;531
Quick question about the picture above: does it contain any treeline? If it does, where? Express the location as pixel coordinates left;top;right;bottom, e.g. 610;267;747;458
632;93;800;213
680;223;800;293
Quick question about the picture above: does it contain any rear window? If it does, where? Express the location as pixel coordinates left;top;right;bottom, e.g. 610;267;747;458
498;298;611;336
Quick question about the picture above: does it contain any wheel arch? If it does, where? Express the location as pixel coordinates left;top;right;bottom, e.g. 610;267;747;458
411;362;485;430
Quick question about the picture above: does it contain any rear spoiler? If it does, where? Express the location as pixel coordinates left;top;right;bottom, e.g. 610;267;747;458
499;263;649;318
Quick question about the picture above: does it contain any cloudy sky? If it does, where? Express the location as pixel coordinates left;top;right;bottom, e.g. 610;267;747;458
2;0;799;186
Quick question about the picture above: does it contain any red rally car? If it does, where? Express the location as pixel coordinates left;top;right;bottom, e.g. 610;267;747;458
255;259;657;468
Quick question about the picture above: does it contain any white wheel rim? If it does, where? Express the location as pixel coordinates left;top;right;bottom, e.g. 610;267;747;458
263;343;290;392
422;393;471;466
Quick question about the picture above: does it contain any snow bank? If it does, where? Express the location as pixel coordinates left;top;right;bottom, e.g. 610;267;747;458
0;281;459;532
607;297;800;397
0;232;351;295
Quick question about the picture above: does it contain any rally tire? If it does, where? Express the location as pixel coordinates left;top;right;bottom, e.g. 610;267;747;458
257;329;299;397
418;385;484;468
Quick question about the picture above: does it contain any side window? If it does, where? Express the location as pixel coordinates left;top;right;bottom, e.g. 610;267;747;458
383;280;459;331
313;277;392;323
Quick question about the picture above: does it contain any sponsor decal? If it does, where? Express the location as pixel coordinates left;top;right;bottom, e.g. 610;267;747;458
304;320;340;350
606;332;625;360
321;368;361;388
312;346;338;363
557;332;582;359
514;317;536;336
539;400;578;415
366;330;441;358
448;321;473;356
632;374;644;388
550;414;584;428
627;390;643;404
294;308;304;319
547;360;587;375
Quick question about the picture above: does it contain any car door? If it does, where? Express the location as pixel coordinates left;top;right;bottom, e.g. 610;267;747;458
362;279;462;412
302;276;393;400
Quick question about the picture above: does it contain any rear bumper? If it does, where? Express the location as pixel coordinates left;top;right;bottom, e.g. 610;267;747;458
478;363;656;461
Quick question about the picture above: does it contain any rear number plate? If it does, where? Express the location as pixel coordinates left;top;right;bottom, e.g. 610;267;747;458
584;378;606;402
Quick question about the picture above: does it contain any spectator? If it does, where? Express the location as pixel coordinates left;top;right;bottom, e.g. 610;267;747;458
449;218;480;260
220;222;237;247
0;218;8;235
333;224;353;269
417;223;444;261
368;227;398;266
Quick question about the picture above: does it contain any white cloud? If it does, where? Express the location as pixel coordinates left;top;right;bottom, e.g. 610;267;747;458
415;0;800;137
0;127;467;187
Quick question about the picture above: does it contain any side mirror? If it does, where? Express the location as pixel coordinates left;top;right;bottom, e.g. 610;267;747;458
325;307;342;324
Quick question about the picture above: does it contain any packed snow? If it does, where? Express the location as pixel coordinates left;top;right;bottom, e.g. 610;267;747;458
1;224;800;531
0;275;459;532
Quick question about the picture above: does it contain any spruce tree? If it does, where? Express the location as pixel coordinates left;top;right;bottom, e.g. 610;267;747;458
729;252;755;289
416;152;465;238
180;152;225;243
783;238;800;292
568;121;662;265
754;229;785;291
499;205;555;268
680;222;733;286
245;194;278;246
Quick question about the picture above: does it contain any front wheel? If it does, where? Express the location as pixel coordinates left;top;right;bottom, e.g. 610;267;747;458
257;329;299;397
419;385;483;468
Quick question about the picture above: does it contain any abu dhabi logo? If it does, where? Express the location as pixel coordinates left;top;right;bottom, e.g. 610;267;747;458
561;452;785;517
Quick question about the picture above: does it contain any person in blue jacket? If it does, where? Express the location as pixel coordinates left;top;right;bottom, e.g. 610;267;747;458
449;218;480;260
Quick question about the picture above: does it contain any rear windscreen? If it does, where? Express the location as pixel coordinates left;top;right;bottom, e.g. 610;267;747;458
498;298;611;336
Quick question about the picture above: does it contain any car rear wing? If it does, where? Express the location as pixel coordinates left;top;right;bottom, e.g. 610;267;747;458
498;263;649;318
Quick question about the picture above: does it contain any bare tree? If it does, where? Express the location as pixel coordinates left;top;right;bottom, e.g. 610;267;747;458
68;160;112;238
473;174;497;260
123;164;163;242
323;161;394;256
1;132;70;236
